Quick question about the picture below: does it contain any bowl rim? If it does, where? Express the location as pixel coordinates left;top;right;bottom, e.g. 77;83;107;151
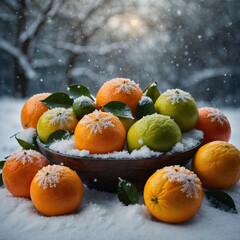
36;137;203;162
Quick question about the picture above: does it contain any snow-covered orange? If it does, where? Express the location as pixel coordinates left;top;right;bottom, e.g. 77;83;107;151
2;150;49;198
195;107;231;144
21;93;50;129
144;165;203;223
96;78;143;114
30;165;84;216
74;110;126;154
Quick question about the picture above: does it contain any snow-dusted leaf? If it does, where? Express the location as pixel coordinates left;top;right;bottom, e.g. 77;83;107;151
67;85;94;100
136;96;156;120
205;190;237;214
15;137;39;151
103;101;134;119
41;92;73;109
143;81;161;103
45;130;72;147
117;178;139;206
0;161;5;169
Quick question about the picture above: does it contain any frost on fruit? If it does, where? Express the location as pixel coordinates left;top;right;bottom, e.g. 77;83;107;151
165;89;192;105
8;150;43;165
113;78;138;94
74;96;93;104
34;165;64;190
46;108;74;128
163;165;201;199
80;110;115;134
205;107;228;126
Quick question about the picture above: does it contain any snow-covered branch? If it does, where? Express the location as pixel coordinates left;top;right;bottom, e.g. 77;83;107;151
0;39;37;79
55;41;131;55
19;0;61;44
2;0;20;12
183;68;240;87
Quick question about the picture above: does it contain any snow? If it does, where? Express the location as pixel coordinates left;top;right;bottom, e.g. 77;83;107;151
0;97;240;240
16;128;37;144
164;88;193;104
201;107;229;125
46;108;75;128
163;166;201;199
49;129;203;159
80;110;115;134
112;78;139;94
34;165;64;190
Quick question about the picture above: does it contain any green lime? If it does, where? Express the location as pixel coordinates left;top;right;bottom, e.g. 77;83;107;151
127;114;182;153
72;96;96;119
154;89;198;132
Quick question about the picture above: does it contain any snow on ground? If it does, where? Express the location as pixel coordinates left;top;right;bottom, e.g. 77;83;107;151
0;97;240;240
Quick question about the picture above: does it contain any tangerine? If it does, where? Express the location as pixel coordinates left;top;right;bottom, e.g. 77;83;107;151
74;110;126;154
30;165;84;216
195;107;231;144
96;78;143;114
192;141;240;189
2;150;49;198
144;165;203;223
21;93;50;129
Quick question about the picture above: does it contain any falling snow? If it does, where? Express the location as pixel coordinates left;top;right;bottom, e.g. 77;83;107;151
163;165;201;199
34;165;64;190
46;108;74;128
80;110;115;134
7;150;43;165
112;78;138;94
203;107;229;125
165;89;192;105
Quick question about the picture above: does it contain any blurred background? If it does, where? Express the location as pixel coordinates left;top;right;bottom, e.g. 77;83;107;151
0;0;239;107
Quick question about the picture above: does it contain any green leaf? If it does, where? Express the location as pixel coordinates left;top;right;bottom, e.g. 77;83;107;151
67;85;94;100
143;81;161;103
103;101;134;119
0;173;3;187
205;190;237;214
0;161;5;169
41;92;73;109
135;97;156;120
45;130;72;146
117;178;139;206
15;137;39;151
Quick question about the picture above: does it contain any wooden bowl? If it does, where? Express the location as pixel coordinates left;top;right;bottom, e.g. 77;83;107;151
36;138;203;193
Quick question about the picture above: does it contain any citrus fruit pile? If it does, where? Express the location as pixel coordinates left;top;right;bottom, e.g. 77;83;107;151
1;77;239;223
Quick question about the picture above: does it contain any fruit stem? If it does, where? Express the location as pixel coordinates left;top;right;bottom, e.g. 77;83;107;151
151;197;158;203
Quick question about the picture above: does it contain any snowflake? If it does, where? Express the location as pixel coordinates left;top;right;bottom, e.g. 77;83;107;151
205;107;228;126
163;165;201;199
46;108;74;128
8;150;43;165
34;165;64;190
165;89;192;105
138;138;144;145
112;78;138;94
80;110;115;134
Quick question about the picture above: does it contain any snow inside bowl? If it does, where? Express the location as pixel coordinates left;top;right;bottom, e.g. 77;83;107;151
36;129;203;193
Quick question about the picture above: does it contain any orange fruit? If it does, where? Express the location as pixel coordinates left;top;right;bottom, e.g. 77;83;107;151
195;107;231;144
144;165;203;223
37;107;78;143
192;141;240;189
21;93;50;129
30;165;84;216
74;110;126;154
96;78;143;114
2;150;49;198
